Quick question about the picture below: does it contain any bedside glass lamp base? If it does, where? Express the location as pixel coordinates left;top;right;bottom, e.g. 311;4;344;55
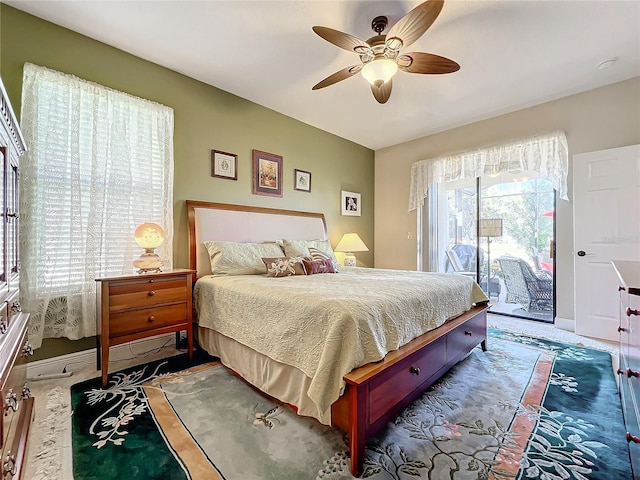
133;252;164;274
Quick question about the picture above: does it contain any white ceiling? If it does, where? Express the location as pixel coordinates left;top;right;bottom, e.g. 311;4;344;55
6;0;640;150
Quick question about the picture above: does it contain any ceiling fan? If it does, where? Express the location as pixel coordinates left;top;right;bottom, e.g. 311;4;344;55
312;0;459;104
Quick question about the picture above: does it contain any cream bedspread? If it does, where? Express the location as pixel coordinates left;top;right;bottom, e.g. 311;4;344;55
194;267;488;420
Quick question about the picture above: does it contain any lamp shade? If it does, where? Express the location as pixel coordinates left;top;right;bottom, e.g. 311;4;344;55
335;233;368;267
335;233;369;253
479;218;503;238
361;58;398;87
134;223;165;250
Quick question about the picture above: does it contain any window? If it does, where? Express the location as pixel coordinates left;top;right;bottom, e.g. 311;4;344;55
20;63;174;348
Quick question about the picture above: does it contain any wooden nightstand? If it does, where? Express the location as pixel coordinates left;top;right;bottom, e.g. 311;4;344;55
95;269;195;387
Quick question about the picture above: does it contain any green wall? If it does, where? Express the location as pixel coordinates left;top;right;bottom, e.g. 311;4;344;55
0;5;375;361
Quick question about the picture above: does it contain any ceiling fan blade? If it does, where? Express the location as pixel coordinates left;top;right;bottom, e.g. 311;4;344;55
397;52;460;74
312;65;362;90
371;79;392;104
312;26;371;53
385;0;444;50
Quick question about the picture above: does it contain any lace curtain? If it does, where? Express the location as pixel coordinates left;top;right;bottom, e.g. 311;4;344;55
20;63;174;348
408;131;569;211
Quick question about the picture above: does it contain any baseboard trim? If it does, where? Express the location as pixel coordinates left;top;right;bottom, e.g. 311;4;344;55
27;333;179;379
554;316;575;332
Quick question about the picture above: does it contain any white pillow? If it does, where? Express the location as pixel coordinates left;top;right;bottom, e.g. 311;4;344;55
204;241;284;275
282;239;339;270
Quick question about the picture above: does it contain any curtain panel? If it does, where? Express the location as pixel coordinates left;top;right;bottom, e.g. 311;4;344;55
20;63;174;348
408;131;569;211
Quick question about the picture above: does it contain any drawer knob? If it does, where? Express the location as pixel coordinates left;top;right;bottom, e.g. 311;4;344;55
10;301;21;314
618;369;625;375
627;369;640;378
4;390;18;414
409;366;420;375
148;290;156;297
627;433;640;444
619;326;627;333
22;341;34;357
628;308;639;317
2;452;16;477
464;330;473;336
21;384;31;400
148;315;155;323
620;286;627;292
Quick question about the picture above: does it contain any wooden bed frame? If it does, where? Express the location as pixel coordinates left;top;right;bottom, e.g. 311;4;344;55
186;200;488;477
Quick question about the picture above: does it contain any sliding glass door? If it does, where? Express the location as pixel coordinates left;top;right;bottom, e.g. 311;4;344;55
427;173;555;322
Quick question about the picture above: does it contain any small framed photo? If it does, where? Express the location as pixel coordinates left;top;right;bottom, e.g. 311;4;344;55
294;169;311;192
211;150;238;180
341;190;361;216
252;150;283;197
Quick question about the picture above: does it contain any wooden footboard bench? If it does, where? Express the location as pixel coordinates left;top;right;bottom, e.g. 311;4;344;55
331;304;488;477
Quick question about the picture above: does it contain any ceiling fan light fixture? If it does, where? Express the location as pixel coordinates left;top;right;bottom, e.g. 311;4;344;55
361;58;398;87
312;0;459;102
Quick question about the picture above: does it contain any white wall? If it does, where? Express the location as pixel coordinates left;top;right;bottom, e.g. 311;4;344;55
374;77;640;323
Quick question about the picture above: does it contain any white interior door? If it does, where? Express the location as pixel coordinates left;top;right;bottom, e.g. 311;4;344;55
574;144;640;341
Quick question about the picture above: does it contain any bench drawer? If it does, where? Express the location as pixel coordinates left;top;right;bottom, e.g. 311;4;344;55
368;336;446;425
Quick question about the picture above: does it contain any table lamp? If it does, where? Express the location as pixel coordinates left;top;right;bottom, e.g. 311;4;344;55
335;233;369;267
133;222;165;274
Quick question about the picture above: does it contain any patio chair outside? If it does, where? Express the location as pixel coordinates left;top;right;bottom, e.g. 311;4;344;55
497;256;553;311
445;248;476;277
444;244;483;274
446;246;500;297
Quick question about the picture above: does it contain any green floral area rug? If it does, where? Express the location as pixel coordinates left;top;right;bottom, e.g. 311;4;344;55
71;330;631;479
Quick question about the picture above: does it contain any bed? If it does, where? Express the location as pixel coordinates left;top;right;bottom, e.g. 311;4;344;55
186;200;489;476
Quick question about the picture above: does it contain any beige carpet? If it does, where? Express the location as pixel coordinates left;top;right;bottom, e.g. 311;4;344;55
25;314;618;480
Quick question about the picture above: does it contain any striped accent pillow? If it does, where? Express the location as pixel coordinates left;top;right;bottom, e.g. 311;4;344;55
308;247;339;271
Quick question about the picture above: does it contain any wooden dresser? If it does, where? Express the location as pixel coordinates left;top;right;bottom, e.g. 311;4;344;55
95;269;195;387
0;77;33;480
612;260;640;478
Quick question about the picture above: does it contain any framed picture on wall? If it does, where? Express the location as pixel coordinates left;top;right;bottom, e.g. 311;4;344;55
341;190;361;216
252;150;283;197
211;150;238;180
294;169;311;192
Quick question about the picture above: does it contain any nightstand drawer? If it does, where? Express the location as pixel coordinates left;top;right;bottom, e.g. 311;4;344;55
109;278;187;312
109;303;188;337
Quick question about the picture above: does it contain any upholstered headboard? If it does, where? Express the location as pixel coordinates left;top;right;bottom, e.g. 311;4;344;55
186;200;328;278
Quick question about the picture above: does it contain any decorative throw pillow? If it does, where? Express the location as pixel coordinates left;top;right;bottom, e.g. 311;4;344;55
204;241;284;275
308;247;340;271
302;258;336;274
262;257;306;277
308;246;331;262
281;239;340;270
282;239;330;257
